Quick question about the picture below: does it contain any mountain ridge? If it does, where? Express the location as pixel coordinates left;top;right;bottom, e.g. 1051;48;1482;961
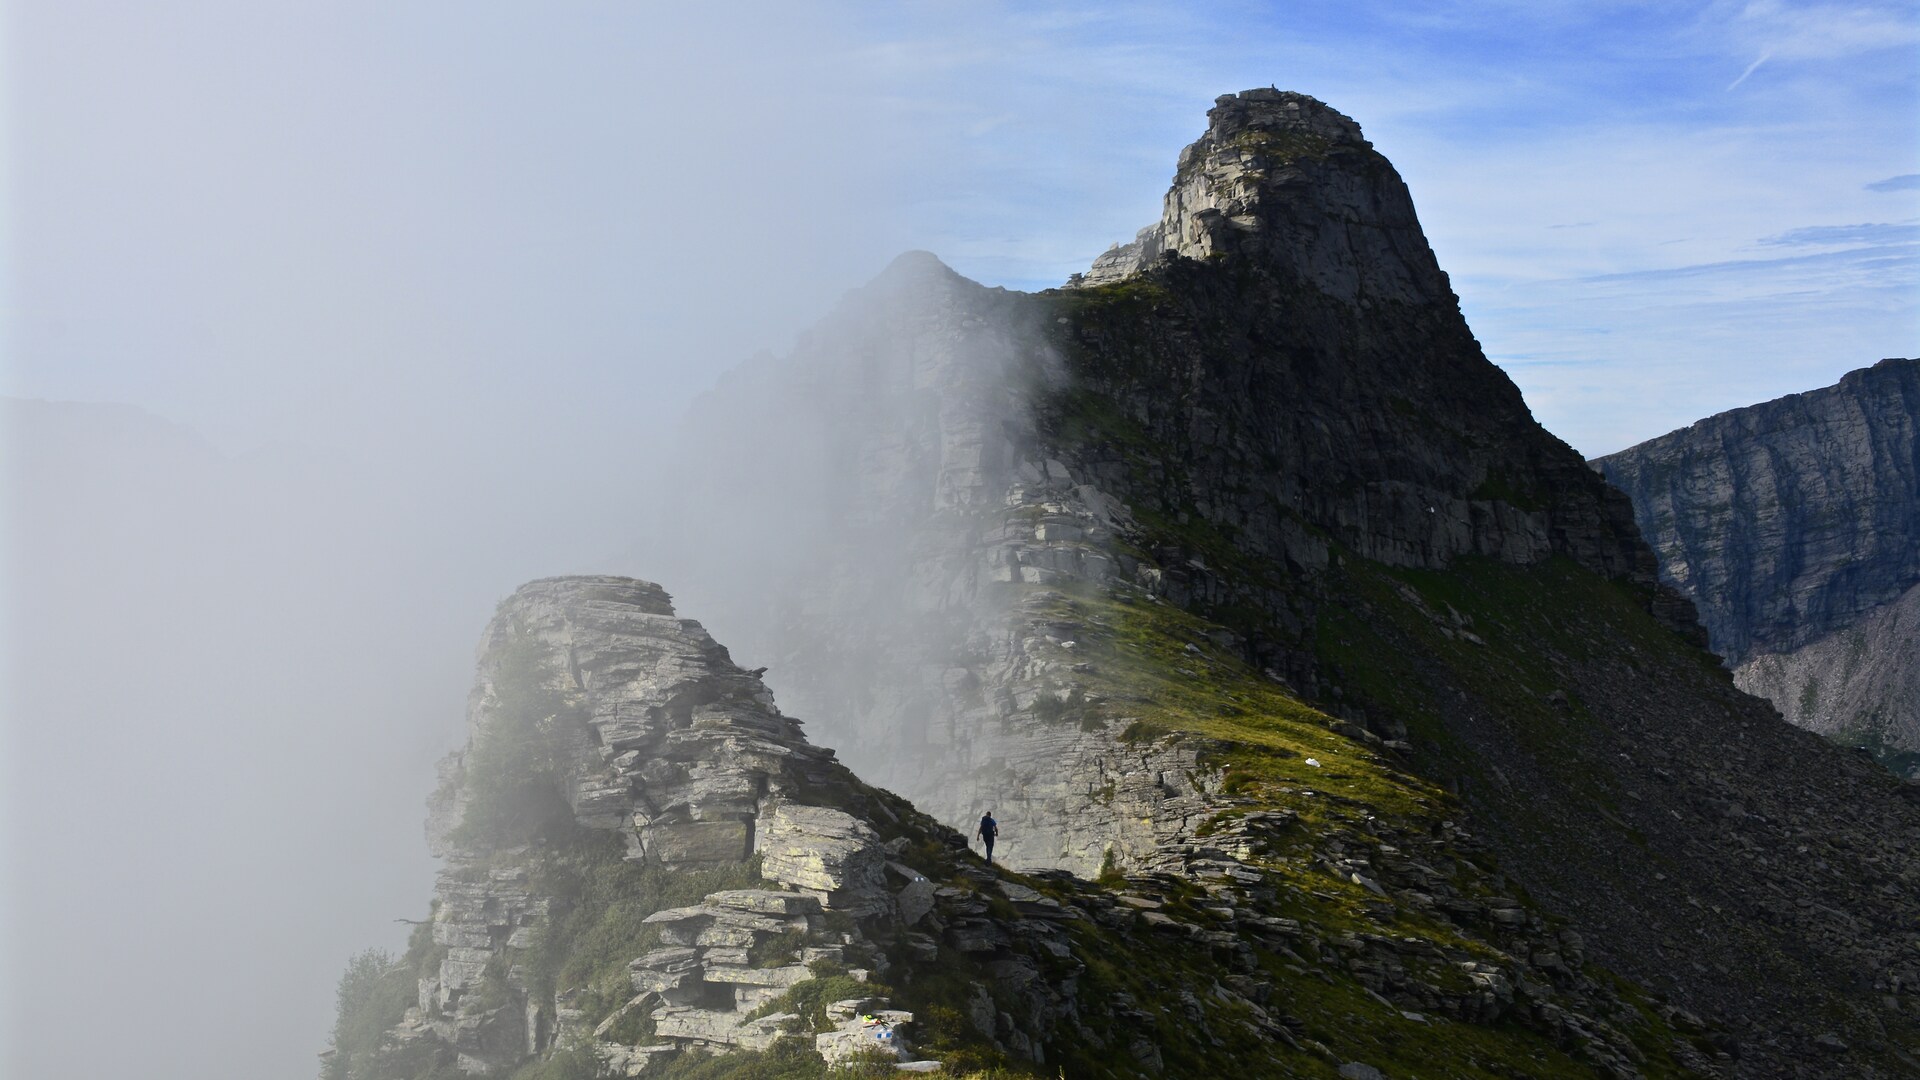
330;92;1920;1079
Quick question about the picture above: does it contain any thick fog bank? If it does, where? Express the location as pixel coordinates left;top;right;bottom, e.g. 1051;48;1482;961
2;3;910;1076
0;398;677;1078
618;255;1059;836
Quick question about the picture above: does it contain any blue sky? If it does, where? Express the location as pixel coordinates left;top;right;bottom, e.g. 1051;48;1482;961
875;1;1920;452
6;1;1916;456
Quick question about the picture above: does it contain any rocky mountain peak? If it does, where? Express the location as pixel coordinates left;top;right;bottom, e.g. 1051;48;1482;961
1081;88;1451;306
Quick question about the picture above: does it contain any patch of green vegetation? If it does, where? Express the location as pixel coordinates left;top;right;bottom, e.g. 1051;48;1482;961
646;1039;831;1079
1054;275;1172;313
598;1002;656;1046
525;832;765;1030
1797;675;1821;716
323;949;423;1080
469;947;516;1011
1312;552;1739;909
746;963;891;1033
1042;281;1181;388
1040;385;1160;460
1029;687;1091;725
1036;891;1639;1080
1468;470;1546;512
747;928;806;969
323;919;450;1080
996;551;1712;1075
1229;127;1333;163
646;1039;1036;1080
1026;582;1442;833
1129;501;1281;589
505;1044;612;1080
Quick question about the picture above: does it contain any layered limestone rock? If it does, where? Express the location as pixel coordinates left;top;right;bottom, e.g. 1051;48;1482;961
406;577;929;1074
1595;358;1919;662
429;577;848;876
1596;358;1920;761
1080;88;1450;307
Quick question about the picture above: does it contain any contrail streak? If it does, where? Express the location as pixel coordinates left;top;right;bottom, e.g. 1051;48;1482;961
1728;50;1772;91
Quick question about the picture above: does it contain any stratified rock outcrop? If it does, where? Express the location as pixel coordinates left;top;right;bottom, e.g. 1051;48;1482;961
1596;359;1920;764
1595;359;1919;661
1082;89;1450;306
335;577;1749;1080
385;577;947;1076
1077;89;1670;584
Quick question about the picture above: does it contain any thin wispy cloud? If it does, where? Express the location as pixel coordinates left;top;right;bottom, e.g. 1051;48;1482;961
1722;0;1920;60
1760;222;1920;246
1868;174;1920;193
1581;239;1918;284
1727;49;1772;89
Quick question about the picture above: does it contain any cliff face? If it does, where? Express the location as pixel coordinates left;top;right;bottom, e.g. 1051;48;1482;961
1073;90;1663;586
1595;358;1920;663
1595;359;1920;764
1082;90;1450;305
390;577;921;1075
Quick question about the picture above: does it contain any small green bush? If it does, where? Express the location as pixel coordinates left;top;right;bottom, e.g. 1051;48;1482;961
450;624;588;849
746;964;889;1033
322;949;420;1080
507;1043;611;1080
523;833;764;1027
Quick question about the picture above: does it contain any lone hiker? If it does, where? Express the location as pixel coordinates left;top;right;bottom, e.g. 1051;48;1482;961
976;809;999;864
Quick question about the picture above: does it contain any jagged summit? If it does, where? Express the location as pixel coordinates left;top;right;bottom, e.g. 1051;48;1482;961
1081;88;1451;306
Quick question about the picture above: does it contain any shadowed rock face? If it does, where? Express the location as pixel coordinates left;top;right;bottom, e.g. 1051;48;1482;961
1595;358;1920;664
1595;358;1920;761
1736;582;1920;761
